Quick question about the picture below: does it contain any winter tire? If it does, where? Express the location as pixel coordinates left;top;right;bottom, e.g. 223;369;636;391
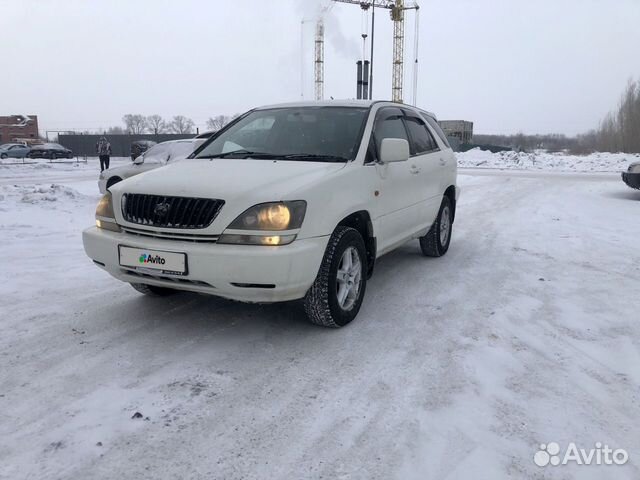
130;283;176;296
304;226;367;328
420;196;453;257
0;153;7;159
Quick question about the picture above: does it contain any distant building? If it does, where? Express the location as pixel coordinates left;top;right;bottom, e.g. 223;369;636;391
438;120;473;145
0;115;39;144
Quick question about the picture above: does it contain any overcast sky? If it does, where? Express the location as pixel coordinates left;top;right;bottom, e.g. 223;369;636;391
2;0;639;135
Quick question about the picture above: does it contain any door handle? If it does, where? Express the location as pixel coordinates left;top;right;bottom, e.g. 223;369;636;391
439;158;447;166
410;165;421;174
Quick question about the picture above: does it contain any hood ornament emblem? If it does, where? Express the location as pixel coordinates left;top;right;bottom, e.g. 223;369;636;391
154;202;171;217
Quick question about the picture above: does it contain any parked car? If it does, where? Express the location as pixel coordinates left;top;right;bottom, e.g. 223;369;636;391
83;101;459;328
195;130;217;140
99;139;201;193
28;143;73;159
0;143;31;159
130;140;157;161
622;161;640;190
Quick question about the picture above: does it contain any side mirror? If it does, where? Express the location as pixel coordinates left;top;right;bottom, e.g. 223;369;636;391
133;155;144;165
379;138;410;163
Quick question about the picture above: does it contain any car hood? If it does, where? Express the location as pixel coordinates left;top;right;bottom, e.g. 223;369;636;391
102;164;136;178
112;158;347;202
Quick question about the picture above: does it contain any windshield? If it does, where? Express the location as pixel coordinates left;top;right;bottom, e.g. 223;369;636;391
195;107;369;161
144;141;196;162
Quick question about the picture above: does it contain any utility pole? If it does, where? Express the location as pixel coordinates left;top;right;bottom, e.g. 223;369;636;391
369;3;375;99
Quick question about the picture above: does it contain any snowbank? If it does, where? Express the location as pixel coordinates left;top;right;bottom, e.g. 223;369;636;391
457;149;640;172
0;184;88;205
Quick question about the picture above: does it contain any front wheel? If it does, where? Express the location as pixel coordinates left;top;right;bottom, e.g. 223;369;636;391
130;283;176;296
420;196;453;257
0;153;7;159
304;226;367;328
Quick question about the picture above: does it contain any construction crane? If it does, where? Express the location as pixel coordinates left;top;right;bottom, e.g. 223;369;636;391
333;0;419;104
313;3;336;101
314;19;325;100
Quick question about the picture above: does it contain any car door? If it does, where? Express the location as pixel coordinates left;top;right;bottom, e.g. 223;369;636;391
17;145;30;158
369;107;422;253
7;145;19;158
401;110;443;231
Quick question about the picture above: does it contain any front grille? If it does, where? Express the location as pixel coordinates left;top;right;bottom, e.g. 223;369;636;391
121;194;224;229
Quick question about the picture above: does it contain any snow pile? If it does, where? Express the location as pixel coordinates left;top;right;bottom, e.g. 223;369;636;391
0;184;88;205
457;149;639;172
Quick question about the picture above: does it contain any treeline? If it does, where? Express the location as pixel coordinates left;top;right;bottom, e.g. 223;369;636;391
475;79;640;154
100;113;240;136
473;133;579;153
578;79;640;153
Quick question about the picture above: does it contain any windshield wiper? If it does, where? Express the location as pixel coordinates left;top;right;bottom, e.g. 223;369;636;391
278;154;349;162
198;151;348;162
198;150;280;159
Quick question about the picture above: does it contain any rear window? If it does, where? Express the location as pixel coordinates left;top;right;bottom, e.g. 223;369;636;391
422;114;451;149
404;117;439;154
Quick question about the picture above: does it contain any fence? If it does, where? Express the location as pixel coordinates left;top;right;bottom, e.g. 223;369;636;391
57;134;195;157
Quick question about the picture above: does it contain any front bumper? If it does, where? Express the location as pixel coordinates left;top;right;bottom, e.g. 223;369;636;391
82;227;329;302
622;172;640;190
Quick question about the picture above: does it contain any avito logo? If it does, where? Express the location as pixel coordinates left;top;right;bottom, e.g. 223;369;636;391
138;253;166;265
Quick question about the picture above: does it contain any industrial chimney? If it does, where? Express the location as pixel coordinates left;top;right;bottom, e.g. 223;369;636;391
356;61;363;99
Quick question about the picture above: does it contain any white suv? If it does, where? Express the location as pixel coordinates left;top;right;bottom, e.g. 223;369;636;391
83;101;459;327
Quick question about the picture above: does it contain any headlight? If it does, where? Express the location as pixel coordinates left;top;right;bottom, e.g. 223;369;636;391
218;201;306;246
227;201;306;231
629;163;640;173
95;192;120;232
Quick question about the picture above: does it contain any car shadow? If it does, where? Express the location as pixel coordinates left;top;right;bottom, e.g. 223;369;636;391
603;189;640;201
92;237;479;345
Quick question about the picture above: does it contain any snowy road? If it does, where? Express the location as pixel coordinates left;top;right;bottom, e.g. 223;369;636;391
1;166;639;479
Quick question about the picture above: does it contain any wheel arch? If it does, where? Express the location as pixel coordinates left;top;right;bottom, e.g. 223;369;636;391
444;185;457;223
336;210;376;278
106;176;123;190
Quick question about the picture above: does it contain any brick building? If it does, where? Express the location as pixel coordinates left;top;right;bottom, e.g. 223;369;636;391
0;115;40;144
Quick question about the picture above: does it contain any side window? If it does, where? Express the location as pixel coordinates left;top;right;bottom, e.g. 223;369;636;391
423;114;451;149
404;117;439;155
366;107;409;163
374;113;409;153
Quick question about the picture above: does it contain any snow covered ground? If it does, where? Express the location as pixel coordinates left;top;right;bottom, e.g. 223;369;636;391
1;155;639;479
458;149;639;172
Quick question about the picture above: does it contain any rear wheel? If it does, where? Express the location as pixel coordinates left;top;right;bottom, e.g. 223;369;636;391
420;196;453;257
304;226;367;328
130;283;176;296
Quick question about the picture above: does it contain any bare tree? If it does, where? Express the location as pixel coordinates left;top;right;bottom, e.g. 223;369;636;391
206;115;231;131
122;114;148;134
168;115;195;134
146;115;166;134
106;126;125;135
592;78;640;153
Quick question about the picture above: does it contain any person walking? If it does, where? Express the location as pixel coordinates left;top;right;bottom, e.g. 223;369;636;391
97;136;112;172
